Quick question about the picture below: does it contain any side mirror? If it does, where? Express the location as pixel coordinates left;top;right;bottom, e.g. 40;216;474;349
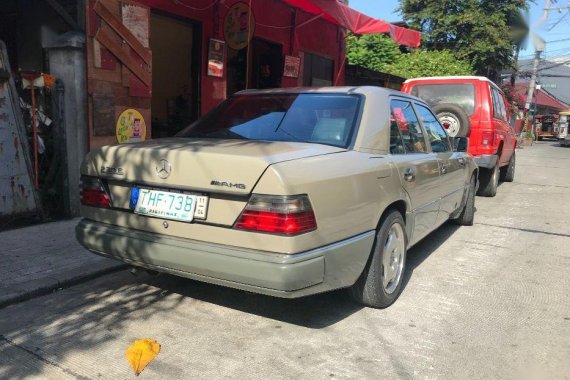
454;136;469;152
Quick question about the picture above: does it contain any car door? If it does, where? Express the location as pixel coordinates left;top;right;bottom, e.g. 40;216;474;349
415;103;466;225
389;99;441;245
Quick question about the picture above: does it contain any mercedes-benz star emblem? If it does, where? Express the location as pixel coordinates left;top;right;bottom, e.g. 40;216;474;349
156;159;171;179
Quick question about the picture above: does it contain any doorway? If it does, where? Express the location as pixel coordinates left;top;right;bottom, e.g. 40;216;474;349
226;38;282;96
150;13;200;138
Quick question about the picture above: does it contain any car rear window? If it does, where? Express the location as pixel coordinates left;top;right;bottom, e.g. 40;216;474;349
410;84;476;116
177;93;361;148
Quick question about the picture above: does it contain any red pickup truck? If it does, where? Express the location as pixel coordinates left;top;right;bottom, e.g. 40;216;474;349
401;76;517;197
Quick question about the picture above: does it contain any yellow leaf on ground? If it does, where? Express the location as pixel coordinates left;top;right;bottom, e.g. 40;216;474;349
125;338;161;376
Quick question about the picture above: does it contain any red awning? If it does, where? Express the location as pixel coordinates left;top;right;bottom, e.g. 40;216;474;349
283;0;421;48
515;83;569;111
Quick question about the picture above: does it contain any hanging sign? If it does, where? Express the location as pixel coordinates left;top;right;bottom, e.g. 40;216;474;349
283;55;301;78
224;2;255;50
208;39;225;77
116;108;147;143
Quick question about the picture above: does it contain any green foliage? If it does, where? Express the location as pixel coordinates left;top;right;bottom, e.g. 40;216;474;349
388;50;473;79
345;33;473;79
345;34;401;72
398;0;531;77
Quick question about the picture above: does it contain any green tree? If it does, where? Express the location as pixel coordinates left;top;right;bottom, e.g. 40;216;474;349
345;33;473;78
398;0;531;80
345;33;401;72
388;50;473;78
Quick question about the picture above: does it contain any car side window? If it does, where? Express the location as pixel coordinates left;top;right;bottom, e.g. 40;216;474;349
498;91;508;121
415;104;452;153
390;118;406;154
491;87;507;121
390;99;427;153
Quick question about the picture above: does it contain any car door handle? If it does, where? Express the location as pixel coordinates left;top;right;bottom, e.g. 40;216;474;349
440;163;450;174
403;168;416;182
458;157;465;166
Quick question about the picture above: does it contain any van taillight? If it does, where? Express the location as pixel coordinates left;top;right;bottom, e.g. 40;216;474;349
235;195;317;235
481;131;494;146
80;176;111;208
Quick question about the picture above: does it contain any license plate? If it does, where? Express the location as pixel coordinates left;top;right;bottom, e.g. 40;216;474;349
134;188;208;222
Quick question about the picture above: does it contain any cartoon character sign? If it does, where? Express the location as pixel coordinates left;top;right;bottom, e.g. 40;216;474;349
116;109;147;143
224;3;255;50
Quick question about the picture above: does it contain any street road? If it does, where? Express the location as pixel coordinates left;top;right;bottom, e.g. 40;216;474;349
1;141;569;380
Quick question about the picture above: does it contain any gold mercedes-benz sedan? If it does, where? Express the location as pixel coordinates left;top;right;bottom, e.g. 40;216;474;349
76;87;478;308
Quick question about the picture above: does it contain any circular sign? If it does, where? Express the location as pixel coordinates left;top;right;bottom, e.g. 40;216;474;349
116;109;147;144
224;2;255;50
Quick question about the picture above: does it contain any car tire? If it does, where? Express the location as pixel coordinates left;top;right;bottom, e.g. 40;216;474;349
477;161;499;197
349;210;407;308
500;151;515;182
432;103;470;138
453;175;476;226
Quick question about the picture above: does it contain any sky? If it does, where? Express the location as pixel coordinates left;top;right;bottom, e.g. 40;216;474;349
348;0;570;60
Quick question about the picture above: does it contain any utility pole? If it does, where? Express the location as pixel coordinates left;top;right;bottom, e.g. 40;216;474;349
524;35;545;111
523;34;545;135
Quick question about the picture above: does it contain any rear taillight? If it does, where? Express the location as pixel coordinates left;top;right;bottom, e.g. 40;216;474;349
481;130;494;146
235;195;317;235
80;176;111;208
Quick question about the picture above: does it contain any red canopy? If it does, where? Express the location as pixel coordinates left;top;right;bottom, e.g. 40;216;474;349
283;0;421;48
515;83;569;111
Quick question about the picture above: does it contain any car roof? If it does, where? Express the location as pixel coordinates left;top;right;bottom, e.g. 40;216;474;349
403;76;493;83
234;86;425;102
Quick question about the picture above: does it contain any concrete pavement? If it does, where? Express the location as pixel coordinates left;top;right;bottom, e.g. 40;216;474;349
0;141;569;379
0;218;125;308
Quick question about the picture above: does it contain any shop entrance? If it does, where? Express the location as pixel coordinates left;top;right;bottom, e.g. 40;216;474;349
150;13;200;138
227;38;282;96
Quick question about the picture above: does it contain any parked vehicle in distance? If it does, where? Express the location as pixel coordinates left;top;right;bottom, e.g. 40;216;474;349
401;76;517;197
76;86;478;308
534;114;559;141
557;110;570;147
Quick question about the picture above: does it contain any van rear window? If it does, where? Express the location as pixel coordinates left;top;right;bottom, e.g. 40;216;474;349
411;84;475;116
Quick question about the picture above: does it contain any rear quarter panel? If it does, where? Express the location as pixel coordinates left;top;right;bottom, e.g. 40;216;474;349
253;151;410;250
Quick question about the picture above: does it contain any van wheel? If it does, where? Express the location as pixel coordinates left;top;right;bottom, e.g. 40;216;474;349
349;210;407;308
477;161;499;197
453;175;476;226
500;151;515;182
433;103;470;137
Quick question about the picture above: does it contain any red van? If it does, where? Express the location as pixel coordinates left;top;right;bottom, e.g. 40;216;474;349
401;76;517;197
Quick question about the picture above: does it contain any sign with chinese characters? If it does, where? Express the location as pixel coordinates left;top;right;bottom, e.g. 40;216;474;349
283;55;301;78
224;2;255;50
208;39;225;77
116;108;147;143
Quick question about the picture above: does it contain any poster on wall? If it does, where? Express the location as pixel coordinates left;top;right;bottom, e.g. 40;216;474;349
224;2;256;50
116;109;147;143
208;39;225;78
122;4;150;48
283;55;301;78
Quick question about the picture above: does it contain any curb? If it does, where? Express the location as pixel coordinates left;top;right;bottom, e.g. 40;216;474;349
0;262;128;310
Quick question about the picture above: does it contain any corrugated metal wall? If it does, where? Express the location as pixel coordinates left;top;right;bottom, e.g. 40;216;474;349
0;40;39;220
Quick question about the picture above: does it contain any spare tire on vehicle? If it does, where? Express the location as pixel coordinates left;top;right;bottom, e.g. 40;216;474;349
432;103;470;137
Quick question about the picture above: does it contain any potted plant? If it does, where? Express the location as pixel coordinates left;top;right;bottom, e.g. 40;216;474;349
522;130;534;146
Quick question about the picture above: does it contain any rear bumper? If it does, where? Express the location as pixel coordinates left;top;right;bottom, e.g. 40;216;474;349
474;154;498;169
75;219;375;298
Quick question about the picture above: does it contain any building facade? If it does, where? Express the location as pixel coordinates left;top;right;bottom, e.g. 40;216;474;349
86;0;347;149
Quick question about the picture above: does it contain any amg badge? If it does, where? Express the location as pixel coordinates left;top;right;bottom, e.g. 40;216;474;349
101;166;124;175
210;180;246;190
